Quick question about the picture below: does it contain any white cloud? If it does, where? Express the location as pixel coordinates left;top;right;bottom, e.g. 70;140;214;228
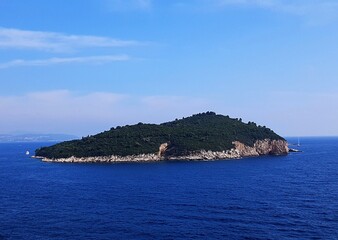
218;0;276;7
0;90;128;135
141;95;208;109
0;55;130;69
220;90;338;137
217;0;338;20
0;27;142;52
0;91;212;136
1;89;336;136
104;0;152;11
171;0;338;24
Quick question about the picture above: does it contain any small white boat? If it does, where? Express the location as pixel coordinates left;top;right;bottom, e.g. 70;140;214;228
26;151;30;155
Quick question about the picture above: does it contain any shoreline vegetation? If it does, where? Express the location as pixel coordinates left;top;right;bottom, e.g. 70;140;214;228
35;112;289;163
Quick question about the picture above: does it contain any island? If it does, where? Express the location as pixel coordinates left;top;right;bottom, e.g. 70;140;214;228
34;112;289;163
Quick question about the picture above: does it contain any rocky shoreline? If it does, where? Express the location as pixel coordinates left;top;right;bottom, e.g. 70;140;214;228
33;139;289;163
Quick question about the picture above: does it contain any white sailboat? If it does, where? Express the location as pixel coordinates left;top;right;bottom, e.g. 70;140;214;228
297;137;301;147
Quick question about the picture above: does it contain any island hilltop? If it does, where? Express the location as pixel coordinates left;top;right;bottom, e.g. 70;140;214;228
35;112;289;163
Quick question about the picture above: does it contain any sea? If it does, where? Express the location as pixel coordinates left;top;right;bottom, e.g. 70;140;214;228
0;137;337;239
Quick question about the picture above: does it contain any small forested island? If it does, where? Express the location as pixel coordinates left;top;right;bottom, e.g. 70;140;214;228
35;112;289;163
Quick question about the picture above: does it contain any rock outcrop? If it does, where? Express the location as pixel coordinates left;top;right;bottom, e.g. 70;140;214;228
233;139;288;157
35;139;288;163
158;142;169;157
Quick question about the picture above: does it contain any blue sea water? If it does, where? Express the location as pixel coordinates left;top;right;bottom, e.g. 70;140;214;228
0;137;337;239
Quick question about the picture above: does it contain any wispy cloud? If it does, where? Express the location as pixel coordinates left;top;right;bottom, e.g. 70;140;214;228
0;55;130;69
170;0;338;24
104;0;152;11
0;27;143;52
216;0;338;22
1;89;336;136
217;0;276;8
0;90;212;135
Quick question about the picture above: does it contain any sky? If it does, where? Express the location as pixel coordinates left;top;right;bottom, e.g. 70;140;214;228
1;0;338;137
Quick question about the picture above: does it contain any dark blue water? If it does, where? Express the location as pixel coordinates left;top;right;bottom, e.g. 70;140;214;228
0;138;337;239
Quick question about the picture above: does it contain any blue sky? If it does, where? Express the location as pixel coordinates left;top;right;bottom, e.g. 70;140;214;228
1;0;338;136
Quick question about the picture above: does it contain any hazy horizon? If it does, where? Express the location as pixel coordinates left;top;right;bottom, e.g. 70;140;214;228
1;0;338;137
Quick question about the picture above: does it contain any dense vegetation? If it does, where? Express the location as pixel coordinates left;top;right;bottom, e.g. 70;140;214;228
36;112;284;158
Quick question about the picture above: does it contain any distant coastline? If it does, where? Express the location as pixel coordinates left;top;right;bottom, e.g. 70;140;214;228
0;134;78;143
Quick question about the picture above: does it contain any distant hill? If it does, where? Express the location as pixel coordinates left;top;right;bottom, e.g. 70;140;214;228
0;134;78;143
35;112;285;159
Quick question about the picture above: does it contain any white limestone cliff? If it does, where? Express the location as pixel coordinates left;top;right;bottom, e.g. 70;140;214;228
35;139;288;163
